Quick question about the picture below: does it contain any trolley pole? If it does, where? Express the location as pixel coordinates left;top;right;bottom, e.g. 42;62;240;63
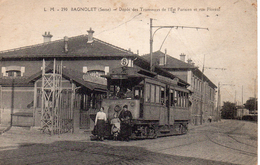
149;18;208;72
150;18;153;71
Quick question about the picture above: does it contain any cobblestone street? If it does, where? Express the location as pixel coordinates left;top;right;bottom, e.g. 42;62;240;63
0;120;257;165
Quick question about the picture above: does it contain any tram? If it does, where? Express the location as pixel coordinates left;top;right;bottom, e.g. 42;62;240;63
101;65;191;139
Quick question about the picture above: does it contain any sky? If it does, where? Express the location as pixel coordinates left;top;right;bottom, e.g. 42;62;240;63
0;0;257;105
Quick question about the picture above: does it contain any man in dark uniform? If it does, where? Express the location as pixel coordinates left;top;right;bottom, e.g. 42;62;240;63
118;105;132;141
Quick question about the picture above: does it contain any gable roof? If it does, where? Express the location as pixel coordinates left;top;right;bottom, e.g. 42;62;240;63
0;35;134;59
142;50;196;70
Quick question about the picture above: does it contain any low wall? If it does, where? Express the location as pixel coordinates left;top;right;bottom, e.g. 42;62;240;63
12;112;33;127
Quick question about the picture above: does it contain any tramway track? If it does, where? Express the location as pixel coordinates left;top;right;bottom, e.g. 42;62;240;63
205;133;257;157
227;134;257;148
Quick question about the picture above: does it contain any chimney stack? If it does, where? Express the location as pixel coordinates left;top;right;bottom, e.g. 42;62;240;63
180;53;186;62
187;58;192;64
64;36;69;53
164;49;167;65
42;31;53;43
87;28;95;43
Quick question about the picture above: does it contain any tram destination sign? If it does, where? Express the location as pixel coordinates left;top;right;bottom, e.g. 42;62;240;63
111;74;128;79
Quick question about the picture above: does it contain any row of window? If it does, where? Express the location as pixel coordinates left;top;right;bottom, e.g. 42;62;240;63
192;76;215;101
145;83;189;108
1;66;109;78
145;83;164;103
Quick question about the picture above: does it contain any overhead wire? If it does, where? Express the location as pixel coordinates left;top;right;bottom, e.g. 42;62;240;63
95;13;142;36
154;19;204;67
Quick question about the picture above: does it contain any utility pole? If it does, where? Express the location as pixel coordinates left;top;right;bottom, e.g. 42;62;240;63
149;18;208;71
242;85;243;106
217;82;221;121
200;55;205;125
234;90;237;105
242;85;244;116
150;18;153;71
254;78;257;115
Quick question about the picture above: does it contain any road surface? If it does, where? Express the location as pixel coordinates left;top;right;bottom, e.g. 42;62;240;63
0;119;257;164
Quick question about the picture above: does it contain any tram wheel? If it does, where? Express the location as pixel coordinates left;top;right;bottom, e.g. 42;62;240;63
179;124;184;134
178;124;187;134
150;128;158;139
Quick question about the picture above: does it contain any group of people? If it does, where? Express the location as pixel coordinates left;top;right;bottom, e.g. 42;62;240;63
94;105;132;141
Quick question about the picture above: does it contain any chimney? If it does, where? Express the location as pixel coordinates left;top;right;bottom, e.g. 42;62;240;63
64;36;69;53
191;62;195;66
187;58;192;64
164;49;167;65
42;31;53;43
180;53;186;62
87;28;95;43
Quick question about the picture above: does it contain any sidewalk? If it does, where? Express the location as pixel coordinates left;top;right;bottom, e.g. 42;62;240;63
0;126;92;150
0;122;217;150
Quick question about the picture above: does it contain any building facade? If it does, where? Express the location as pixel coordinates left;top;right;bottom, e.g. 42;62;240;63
142;51;217;125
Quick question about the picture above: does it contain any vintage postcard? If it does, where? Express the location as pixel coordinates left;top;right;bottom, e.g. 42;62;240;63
0;0;257;164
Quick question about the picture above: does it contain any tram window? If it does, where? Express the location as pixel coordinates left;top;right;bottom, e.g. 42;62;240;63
179;92;182;107
184;93;188;107
178;91;181;107
134;89;139;99
155;86;160;103
151;84;155;103
134;86;143;99
170;89;174;106
181;92;184;107
182;92;185;107
161;87;165;105
145;83;151;102
174;90;178;106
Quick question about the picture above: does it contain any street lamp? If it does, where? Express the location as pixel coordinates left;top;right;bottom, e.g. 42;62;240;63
149;18;208;71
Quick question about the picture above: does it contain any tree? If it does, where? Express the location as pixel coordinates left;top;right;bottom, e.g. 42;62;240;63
244;98;257;112
221;101;237;119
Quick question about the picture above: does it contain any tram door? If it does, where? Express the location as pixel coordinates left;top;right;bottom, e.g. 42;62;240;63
133;85;144;118
166;86;170;125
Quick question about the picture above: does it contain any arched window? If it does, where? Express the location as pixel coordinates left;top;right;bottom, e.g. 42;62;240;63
2;66;25;77
6;70;21;77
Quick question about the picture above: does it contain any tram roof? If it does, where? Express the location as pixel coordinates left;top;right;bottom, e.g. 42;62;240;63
102;66;157;79
102;66;189;87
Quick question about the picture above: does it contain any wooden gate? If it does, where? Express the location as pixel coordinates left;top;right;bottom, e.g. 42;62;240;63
60;89;74;133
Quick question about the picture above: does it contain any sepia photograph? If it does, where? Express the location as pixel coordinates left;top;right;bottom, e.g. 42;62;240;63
0;0;257;164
